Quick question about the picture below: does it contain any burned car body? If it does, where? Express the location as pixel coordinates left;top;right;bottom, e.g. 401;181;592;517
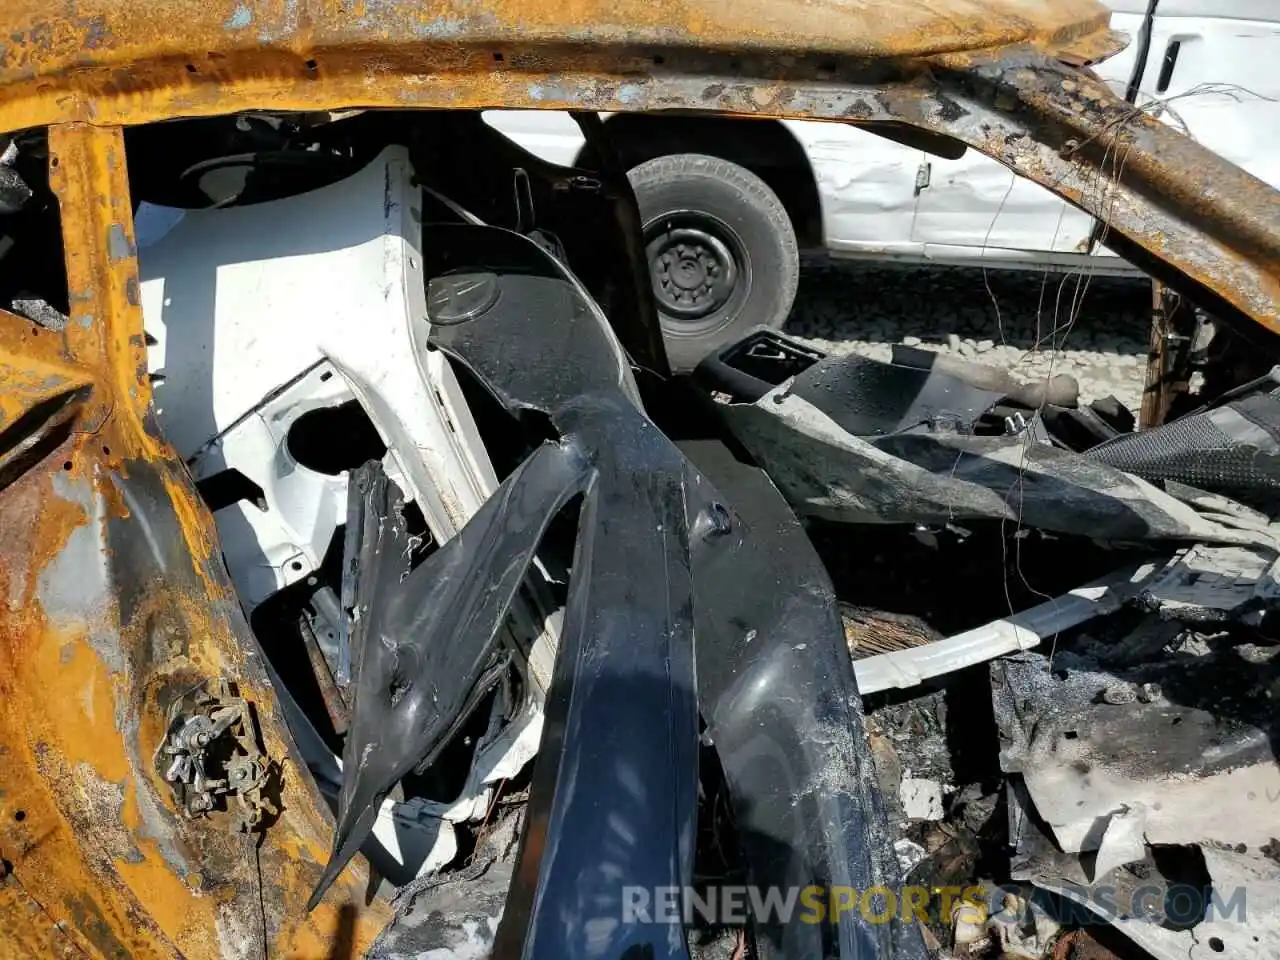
0;1;1278;958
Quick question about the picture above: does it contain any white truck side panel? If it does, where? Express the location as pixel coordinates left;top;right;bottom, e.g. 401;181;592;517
1093;6;1280;261
481;109;587;167
1155;0;1277;19
479;0;1280;274
779;119;924;256
1136;15;1280;188
904;10;1144;262
909;161;1098;255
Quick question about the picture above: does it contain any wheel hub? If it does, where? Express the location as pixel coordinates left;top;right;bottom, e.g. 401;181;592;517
650;226;738;321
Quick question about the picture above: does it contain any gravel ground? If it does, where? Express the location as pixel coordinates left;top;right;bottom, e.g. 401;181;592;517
784;258;1153;415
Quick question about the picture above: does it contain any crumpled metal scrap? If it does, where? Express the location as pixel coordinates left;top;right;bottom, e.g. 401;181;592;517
988;626;1280;959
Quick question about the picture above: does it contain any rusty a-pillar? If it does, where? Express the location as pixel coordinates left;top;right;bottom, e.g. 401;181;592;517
0;123;389;957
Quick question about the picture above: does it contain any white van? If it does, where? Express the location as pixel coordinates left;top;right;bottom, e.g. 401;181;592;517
485;0;1280;366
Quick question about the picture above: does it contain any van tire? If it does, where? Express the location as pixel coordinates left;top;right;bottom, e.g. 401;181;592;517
628;154;799;370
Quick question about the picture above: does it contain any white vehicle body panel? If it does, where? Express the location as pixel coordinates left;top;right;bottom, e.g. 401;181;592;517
779;119;923;257
484;0;1280;274
138;147;511;608
1138;9;1280;188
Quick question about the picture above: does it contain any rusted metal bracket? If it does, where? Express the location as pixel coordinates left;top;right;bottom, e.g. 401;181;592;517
0;310;92;491
1141;280;1175;428
157;677;280;832
1139;280;1192;428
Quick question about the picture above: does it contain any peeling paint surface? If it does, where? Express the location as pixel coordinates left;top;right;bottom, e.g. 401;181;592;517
224;3;253;29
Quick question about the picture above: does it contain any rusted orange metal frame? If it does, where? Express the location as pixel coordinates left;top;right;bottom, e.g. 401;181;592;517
0;124;389;958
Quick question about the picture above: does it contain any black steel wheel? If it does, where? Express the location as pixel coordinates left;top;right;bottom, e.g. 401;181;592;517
629;154;799;370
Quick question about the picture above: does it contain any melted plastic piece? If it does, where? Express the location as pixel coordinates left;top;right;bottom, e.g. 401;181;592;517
1087;371;1280;514
308;442;589;909
682;440;923;959
722;353;1277;547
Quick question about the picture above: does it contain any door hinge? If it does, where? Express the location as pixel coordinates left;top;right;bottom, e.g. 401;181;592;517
914;162;931;195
